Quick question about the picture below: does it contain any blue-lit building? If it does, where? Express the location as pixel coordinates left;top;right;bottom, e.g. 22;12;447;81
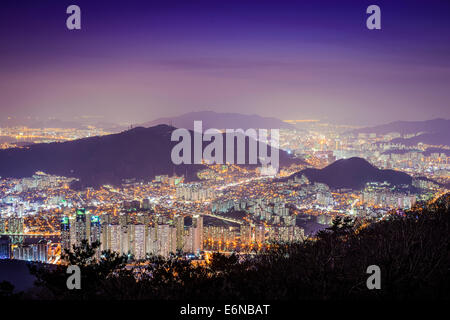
61;216;71;250
90;215;101;244
75;208;87;245
0;236;11;259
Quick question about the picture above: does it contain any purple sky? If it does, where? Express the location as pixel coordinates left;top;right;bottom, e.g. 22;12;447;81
1;0;449;125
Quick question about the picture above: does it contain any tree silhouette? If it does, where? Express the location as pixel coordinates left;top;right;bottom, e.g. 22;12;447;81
26;193;450;300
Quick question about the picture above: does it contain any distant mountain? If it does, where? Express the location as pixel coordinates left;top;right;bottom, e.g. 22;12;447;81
0;117;124;131
0;117;85;129
27;119;85;129
381;149;422;155
290;157;412;190
0;125;301;188
141;111;294;131
350;119;450;136
422;148;450;157
382;147;450;157
390;131;450;147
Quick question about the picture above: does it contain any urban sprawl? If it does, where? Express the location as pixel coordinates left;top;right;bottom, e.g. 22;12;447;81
0;122;448;264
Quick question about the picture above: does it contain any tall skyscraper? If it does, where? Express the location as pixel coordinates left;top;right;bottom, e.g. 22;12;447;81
141;198;153;210
129;224;146;260
240;224;252;245
109;225;122;253
0;218;5;233
183;227;193;253
8;216;24;245
174;214;184;251
35;240;48;263
90;215;101;244
60;216;71;251
119;212;128;227
0;236;10;259
13;242;48;263
75;208;87;245
192;215;203;254
69;215;76;248
149;224;177;257
121;224;130;255
85;211;92;243
255;224;266;244
8;217;24;234
137;212;150;225
100;214;111;252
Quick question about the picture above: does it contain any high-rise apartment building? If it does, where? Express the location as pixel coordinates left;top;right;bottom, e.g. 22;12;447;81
192;215;203;254
61;216;71;251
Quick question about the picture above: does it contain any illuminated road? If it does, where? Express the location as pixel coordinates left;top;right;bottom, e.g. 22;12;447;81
0;233;59;237
216;176;271;191
201;213;244;225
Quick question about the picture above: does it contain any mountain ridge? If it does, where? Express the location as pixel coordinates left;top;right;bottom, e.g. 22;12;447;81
141;111;295;130
0;124;301;188
349;118;450;135
290;157;412;190
390;131;450;147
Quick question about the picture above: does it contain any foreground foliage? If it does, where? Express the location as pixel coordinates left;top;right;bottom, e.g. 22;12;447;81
27;193;450;300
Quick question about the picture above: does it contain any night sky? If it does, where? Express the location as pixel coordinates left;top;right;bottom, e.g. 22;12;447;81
1;0;449;125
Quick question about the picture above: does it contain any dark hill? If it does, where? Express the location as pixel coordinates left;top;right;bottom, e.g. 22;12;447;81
0;125;300;188
292;157;412;190
0;259;37;293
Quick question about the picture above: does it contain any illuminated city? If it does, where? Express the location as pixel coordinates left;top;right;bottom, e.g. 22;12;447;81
0;121;447;264
0;0;449;308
